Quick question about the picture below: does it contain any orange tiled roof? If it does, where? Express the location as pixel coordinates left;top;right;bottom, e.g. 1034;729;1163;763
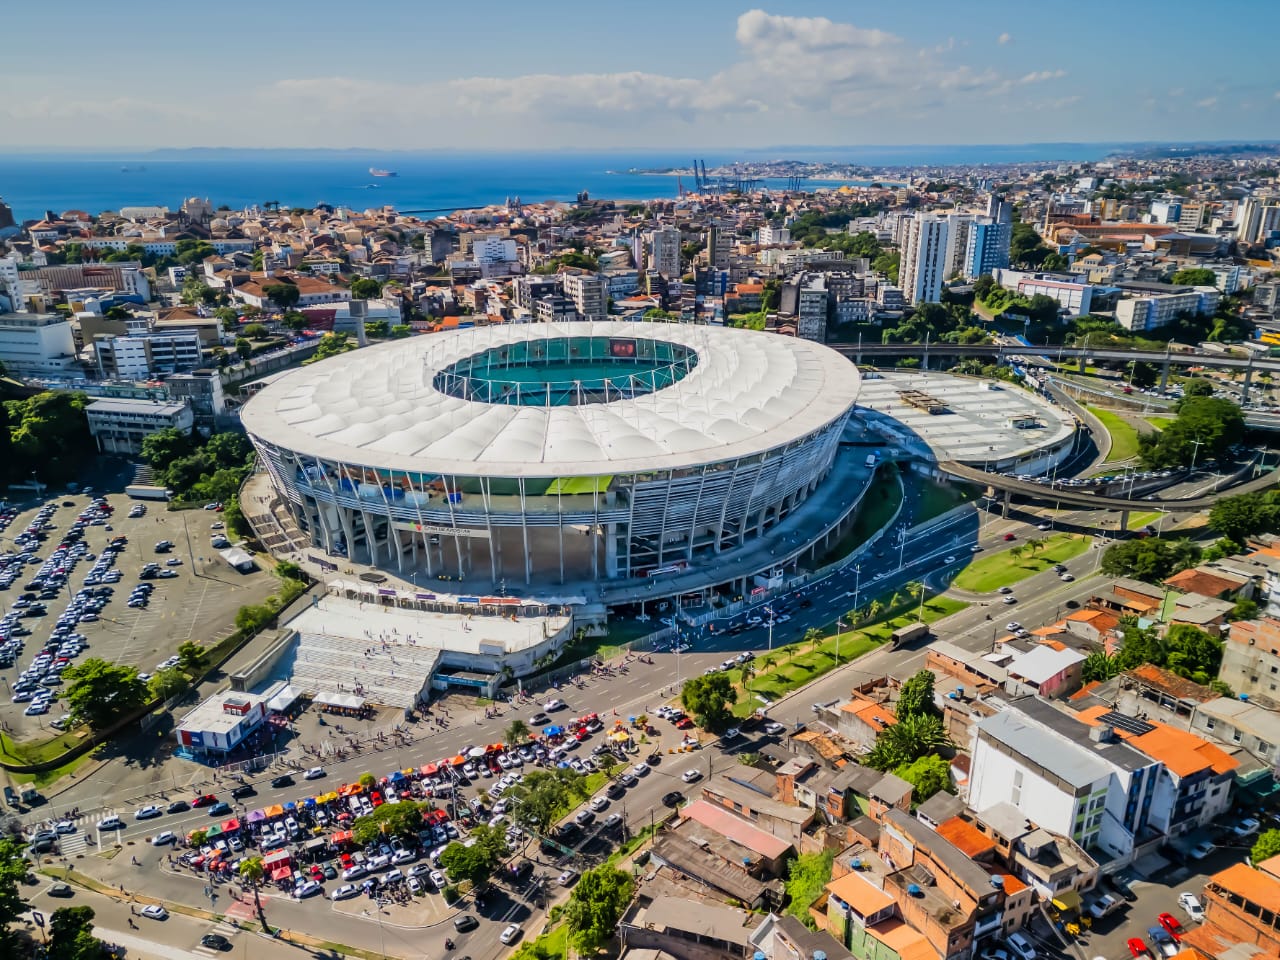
936;816;996;859
1076;705;1238;777
1163;569;1244;596
1209;861;1280;906
840;697;897;733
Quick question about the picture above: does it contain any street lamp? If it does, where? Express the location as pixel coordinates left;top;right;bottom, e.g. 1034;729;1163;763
852;564;862;613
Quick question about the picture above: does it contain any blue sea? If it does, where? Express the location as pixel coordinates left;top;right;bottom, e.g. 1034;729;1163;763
0;145;1122;221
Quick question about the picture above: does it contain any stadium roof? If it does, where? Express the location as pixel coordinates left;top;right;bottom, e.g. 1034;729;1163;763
241;322;860;477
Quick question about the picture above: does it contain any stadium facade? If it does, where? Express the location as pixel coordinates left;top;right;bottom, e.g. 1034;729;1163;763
241;322;861;590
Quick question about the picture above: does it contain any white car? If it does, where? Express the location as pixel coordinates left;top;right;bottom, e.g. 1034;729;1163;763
151;831;176;846
764;721;786;735
1002;596;1018;604
293;880;323;899
1232;817;1261;839
1178;892;1205;923
140;904;168;920
631;763;649;777
543;698;566;711
134;805;162;820
1006;932;1036;960
304;766;326;780
342;864;367;881
97;815;123;830
499;924;522;945
723;727;740;739
589;796;609;812
681;768;702;783
331;884;359;901
391;849;416;865
54;820;76;834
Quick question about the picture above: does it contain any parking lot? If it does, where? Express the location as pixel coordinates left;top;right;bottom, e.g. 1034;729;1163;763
0;488;278;738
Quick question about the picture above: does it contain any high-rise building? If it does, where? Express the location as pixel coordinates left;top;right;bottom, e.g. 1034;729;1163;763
647;226;682;279
964;219;1013;280
943;214;975;280
561;273;607;320
899;215;949;305
757;224;790;246
780;272;828;342
706;221;733;269
1235;196;1280;245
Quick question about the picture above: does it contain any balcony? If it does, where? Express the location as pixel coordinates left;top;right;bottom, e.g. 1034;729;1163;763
973;912;1003;938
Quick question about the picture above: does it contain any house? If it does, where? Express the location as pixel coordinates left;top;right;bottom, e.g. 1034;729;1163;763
699;773;815;846
1062;608;1121;645
1190;696;1280;774
1004;645;1085;699
1188;862;1280;957
925;640;1007;694
1217;617;1280;698
968;802;1099;900
1163;567;1250;601
834;692;899;750
1091;578;1165;617
678;798;795;876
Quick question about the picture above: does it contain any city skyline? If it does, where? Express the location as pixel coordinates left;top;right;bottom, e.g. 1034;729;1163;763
5;0;1280;150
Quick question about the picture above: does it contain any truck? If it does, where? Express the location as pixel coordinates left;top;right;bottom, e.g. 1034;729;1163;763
126;484;172;501
889;621;929;649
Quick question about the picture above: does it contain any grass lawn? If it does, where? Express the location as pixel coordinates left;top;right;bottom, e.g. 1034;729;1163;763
1125;511;1163;531
916;478;977;523
818;467;903;565
1087;406;1141;462
952;534;1090;593
731;595;968;716
1144;416;1173;432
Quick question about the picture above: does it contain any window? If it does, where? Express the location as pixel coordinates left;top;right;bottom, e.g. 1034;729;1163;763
1232;729;1242;744
1204;717;1215;731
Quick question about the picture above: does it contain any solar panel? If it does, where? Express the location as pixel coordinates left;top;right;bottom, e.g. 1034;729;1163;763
1098;710;1154;736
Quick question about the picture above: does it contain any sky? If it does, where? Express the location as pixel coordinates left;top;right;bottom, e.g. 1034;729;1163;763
4;0;1279;151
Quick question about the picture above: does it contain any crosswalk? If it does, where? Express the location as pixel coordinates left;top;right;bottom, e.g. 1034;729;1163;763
193;918;243;955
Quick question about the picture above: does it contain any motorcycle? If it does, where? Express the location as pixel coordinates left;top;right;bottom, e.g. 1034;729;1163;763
445;940;455;951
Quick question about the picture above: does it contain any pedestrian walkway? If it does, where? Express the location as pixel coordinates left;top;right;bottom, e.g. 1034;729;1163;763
194;916;244;955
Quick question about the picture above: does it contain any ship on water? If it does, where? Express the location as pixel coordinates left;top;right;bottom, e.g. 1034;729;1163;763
369;167;397;177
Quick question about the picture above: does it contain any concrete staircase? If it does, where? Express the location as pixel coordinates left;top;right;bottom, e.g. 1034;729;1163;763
281;631;440;709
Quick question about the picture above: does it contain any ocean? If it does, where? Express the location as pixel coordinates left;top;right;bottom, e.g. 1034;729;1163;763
0;144;1121;221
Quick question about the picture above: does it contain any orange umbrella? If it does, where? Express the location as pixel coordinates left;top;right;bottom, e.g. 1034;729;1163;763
450;755;467;765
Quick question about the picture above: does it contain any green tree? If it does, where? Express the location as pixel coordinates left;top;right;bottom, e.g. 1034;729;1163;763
280;311;307;332
262;282;300;310
0;836;32;952
1229;598;1259;622
504;719;530;745
1209;493;1271;542
1251;828;1280;865
176;641;208;673
680;672;737;729
1139;396;1245;469
1181;377;1215;399
505;768;588;835
242;322;269;340
564;866;636;953
234;337;252;360
350;277;383;299
8;391;93;484
302;332;356;365
389;324;412;338
739;660;756;690
1082;651;1120;682
238;856;271;932
140;427;195;469
205;432;254;469
1163;624;1225;685
1101;537;1201;583
784;850;834;926
364;319;390;338
439;824;507;887
893;754;952;803
866;713;951;771
596;751;618;779
351;799;426;845
48;905;101;960
148;666;189;701
896;670;938;720
1172;268;1216;287
357;772;377;788
62;658;150;730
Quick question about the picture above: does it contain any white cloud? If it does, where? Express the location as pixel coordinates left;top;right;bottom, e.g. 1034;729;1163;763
1018;70;1068;84
997;32;1012;45
1196;96;1219;108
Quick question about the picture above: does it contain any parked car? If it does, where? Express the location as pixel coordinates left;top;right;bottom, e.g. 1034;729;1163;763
1177;892;1205;923
1006;933;1036;960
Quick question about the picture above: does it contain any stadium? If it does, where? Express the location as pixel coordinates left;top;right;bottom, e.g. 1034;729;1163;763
240;322;862;598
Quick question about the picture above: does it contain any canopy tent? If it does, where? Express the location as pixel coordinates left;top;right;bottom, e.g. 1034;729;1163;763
221;819;240;832
315;691;366;710
449;755;467;766
271;866;292;882
420;764;438;775
609;730;632;742
332;830;354;843
543;726;563;737
266;683;301;714
205;825;223;838
284;801;297;810
388;771;407;782
264;804;285;818
247;809;266;822
263;850;291;867
317;792;339;803
1052;890;1083;912
468;747;486;759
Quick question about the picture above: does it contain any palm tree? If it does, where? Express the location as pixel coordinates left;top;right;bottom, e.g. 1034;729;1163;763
1025;538;1046;556
739;661;756;691
867;599;884;622
846;608;861;626
906;581;925;620
1009;544;1025;560
761;654;777;674
505;719;530;745
238;856;270;932
596;752;618;779
802;627;823;657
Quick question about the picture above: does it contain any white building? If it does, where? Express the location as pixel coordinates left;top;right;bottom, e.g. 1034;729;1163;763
472;236;519;266
1116;287;1220;332
0;312;79;376
992;268;1099;317
758;224;791;246
969;697;1161;861
0;256;19;311
562;272;607;319
94;331;204;379
85;397;195;455
899;214;949;305
648;226;682;279
175;690;268;756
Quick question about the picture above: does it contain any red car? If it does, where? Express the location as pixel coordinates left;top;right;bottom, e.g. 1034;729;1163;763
1003;533;1016;541
675;717;694;729
1128;938;1151;959
1157;913;1185;941
192;794;218;808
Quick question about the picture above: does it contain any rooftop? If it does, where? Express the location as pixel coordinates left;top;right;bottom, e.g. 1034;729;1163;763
1074;705;1238;778
241;321;860;476
679;799;795;860
1006;645;1085;685
855;370;1075;466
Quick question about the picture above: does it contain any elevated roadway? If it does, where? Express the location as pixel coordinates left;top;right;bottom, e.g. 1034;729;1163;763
938;459;1280;514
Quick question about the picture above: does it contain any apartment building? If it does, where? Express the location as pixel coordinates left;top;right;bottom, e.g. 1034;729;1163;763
512;275;561;312
991;269;1103;317
707;221;733;269
780;273;829;342
899;215;949;305
963;219;1012;280
94;331;203;379
1190;696;1280;773
647;226;682;278
1115;286;1220;332
85;397;194;455
1216;616;1280;697
561;272;606;320
968;697;1161;860
758;224;791;246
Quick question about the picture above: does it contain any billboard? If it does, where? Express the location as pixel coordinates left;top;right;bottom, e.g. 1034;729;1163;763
609;338;637;359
